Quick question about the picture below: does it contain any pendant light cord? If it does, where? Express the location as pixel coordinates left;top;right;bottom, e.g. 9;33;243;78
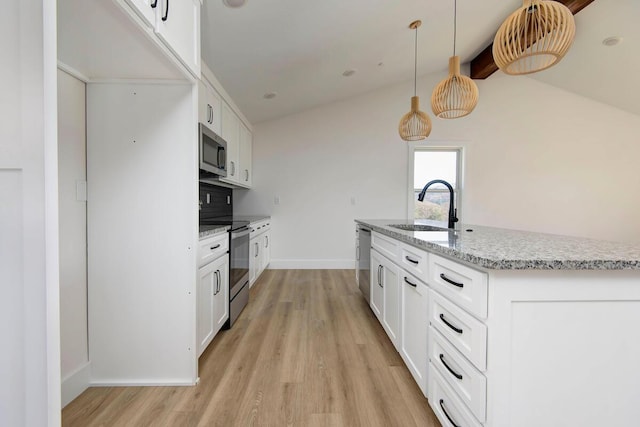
453;0;457;56
414;25;418;96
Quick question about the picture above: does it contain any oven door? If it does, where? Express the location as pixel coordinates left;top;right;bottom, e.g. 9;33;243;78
229;226;250;297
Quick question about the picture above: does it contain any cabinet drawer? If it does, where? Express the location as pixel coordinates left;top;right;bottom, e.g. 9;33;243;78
372;231;399;263
199;232;228;267
429;364;483;427
430;254;488;319
429;290;487;370
399;242;429;279
250;219;270;237
429;326;486;421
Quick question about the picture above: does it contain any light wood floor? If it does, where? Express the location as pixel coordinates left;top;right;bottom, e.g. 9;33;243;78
62;269;440;426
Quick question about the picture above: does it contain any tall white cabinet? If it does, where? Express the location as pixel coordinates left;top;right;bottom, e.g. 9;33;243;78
87;83;198;385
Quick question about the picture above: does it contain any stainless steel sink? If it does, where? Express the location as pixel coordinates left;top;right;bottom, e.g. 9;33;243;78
388;224;449;232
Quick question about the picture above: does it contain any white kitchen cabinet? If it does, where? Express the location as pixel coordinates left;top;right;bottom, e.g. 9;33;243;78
122;0;156;27
154;0;200;77
370;248;401;349
197;251;228;358
239;122;252;187
220;103;240;185
370;250;384;321
116;0;200;78
249;219;271;286
400;271;429;397
198;80;221;135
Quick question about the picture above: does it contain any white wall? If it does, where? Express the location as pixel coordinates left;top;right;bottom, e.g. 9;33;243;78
0;0;60;425
235;71;640;268
58;70;90;407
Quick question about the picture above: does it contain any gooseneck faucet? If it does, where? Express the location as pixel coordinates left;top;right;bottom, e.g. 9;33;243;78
417;179;459;229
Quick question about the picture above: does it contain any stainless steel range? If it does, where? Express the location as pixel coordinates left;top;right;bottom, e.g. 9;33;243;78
225;221;250;328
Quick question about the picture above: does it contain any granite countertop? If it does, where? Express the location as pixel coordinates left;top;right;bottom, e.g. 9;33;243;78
356;219;640;270
199;225;230;240
234;215;271;224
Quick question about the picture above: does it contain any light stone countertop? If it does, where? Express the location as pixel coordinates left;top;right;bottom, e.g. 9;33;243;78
356;219;640;270
199;225;230;240
234;215;271;224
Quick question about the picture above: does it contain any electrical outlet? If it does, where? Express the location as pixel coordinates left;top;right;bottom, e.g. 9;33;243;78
227;196;231;204
274;196;280;205
206;193;210;204
350;196;356;205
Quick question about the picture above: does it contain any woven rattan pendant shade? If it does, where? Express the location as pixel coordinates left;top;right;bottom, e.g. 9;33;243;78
431;0;479;119
493;0;576;75
431;56;479;119
399;20;431;141
399;96;432;141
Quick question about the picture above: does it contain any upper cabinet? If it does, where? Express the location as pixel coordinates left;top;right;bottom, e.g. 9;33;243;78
154;0;201;78
198;80;222;135
239;122;252;187
221;103;241;184
199;63;253;188
117;0;201;78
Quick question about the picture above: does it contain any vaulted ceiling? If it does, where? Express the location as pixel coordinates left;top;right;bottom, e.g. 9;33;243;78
201;0;639;123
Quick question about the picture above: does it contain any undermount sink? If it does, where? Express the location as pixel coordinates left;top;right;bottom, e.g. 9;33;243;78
388;224;449;232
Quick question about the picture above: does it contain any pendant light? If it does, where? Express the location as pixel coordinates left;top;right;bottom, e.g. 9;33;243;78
399;20;432;141
493;0;576;75
431;0;479;119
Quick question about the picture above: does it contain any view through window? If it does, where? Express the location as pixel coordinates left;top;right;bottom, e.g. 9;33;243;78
413;149;461;222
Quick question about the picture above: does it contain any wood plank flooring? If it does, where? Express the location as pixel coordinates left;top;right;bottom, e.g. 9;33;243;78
62;269;440;426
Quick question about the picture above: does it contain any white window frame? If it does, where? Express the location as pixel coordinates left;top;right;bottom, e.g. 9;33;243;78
407;142;465;222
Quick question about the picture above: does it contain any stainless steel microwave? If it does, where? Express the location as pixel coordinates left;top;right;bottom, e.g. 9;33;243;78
199;123;227;177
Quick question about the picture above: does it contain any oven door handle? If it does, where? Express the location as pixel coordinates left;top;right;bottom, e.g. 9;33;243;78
231;227;251;239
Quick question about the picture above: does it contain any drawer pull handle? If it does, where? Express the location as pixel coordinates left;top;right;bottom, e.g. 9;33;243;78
439;354;463;380
403;277;417;288
405;256;419;264
439;313;463;334
440;273;463;288
210;244;221;250
439;399;460;427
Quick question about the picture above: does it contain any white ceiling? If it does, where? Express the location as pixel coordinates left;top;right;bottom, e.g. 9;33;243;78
201;0;639;124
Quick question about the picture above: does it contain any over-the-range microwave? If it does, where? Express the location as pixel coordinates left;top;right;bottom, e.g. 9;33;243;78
199;123;227;177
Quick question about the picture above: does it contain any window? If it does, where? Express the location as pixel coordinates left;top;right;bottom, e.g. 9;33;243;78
410;147;462;222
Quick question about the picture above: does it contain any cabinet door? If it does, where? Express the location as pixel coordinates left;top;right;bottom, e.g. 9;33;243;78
197;261;216;357
380;255;401;349
400;271;429;397
220;103;240;184
197;81;222;134
249;237;259;286
370;250;385;322
213;254;229;333
122;0;157;28
239;123;252;187
261;230;271;272
155;0;201;77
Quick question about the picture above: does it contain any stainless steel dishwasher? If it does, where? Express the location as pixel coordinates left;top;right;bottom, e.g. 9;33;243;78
356;225;371;303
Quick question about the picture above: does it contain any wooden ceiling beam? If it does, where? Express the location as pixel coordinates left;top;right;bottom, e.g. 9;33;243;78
469;0;596;80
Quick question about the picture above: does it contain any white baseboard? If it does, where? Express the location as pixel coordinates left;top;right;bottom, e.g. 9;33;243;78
268;259;355;269
90;379;197;387
61;361;91;408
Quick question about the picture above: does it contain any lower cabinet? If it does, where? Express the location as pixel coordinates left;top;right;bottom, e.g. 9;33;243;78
371;243;428;396
400;271;429;396
249;221;271;287
197;253;229;357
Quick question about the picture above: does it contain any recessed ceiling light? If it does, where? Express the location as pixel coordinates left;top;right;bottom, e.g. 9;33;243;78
342;69;357;77
602;36;623;47
377;62;384;67
263;92;277;100
223;0;247;8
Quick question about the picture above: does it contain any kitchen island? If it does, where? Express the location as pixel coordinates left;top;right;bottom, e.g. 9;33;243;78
355;219;640;427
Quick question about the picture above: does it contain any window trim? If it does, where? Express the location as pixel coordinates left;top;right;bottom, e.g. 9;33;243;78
407;143;465;222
